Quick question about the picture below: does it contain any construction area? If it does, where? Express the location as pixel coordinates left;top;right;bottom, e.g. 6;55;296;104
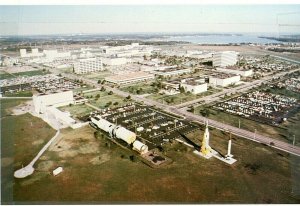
214;91;300;125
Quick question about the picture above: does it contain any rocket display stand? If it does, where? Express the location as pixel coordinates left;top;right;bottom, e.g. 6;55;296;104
193;122;237;165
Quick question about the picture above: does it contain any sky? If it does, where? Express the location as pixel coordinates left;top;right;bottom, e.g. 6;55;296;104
0;5;300;35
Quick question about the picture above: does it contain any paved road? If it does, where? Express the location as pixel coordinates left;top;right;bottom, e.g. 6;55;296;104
59;64;300;157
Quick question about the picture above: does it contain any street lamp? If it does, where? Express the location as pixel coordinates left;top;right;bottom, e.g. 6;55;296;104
293;135;296;147
254;129;257;140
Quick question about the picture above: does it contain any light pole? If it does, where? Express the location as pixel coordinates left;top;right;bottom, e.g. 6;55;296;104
238;119;241;129
293;135;296;147
254;129;257;140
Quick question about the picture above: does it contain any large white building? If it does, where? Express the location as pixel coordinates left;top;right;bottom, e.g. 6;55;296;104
213;51;238;67
181;79;208;94
74;57;103;74
105;71;154;85
102;57;128;66
151;68;192;77
20;48;44;58
209;73;240;87
33;90;74;114
216;66;253;77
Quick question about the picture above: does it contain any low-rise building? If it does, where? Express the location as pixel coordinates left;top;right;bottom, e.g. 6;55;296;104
181;78;208;94
209;73;240;87
105;71;154;85
102;57;128;66
74;57;103;74
151;67;192;77
216;66;253;77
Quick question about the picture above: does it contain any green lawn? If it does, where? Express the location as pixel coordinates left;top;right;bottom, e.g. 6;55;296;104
1;99;56;204
59;104;94;119
11;70;51;77
9;122;300;203
148;88;222;106
0;71;14;80
4;91;33;97
84;90;132;109
120;81;157;95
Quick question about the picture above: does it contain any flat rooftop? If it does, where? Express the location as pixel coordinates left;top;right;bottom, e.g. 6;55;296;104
106;71;153;81
155;67;191;72
224;66;252;71
210;72;239;79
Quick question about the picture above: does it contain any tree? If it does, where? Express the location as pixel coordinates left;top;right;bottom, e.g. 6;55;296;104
113;101;119;106
179;86;185;93
126;95;131;100
97;80;101;84
96;94;100;99
100;86;106;92
108;91;113;95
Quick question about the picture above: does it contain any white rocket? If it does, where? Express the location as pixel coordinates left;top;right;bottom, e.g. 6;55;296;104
226;134;233;159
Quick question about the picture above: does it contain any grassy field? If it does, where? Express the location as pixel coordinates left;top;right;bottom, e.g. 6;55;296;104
120;82;157;95
1;99;56;204
59;91;132;119
8;122;300;203
148;88;222;106
4;91;33;97
11;70;51;77
194;106;300;146
59;104;94;119
0;71;14;80
2;98;300;203
84;90;132;109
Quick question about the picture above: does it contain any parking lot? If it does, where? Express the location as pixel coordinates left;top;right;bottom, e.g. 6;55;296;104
0;74;82;95
91;103;199;149
214;91;299;125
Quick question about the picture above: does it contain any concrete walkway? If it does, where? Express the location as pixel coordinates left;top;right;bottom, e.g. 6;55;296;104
14;130;60;178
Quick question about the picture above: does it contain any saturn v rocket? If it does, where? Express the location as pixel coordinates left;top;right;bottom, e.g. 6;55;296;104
200;121;212;156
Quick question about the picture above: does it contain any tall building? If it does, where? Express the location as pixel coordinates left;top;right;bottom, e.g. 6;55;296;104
74;57;103;74
213;51;238;67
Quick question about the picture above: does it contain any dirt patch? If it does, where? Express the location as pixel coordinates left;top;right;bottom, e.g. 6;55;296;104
11;101;34;116
20;172;48;187
36;160;55;172
32;139;44;146
50;139;72;152
58;150;79;158
78;143;99;154
90;154;110;165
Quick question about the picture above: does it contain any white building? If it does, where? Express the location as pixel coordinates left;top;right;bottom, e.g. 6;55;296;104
20;48;44;58
105;71;154;85
151;68;192;77
102;57;128;66
43;50;71;60
74;57;103;74
213;51;238;67
33;90;74;114
209;73;240;87
216;66;253;77
181;79;208;94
